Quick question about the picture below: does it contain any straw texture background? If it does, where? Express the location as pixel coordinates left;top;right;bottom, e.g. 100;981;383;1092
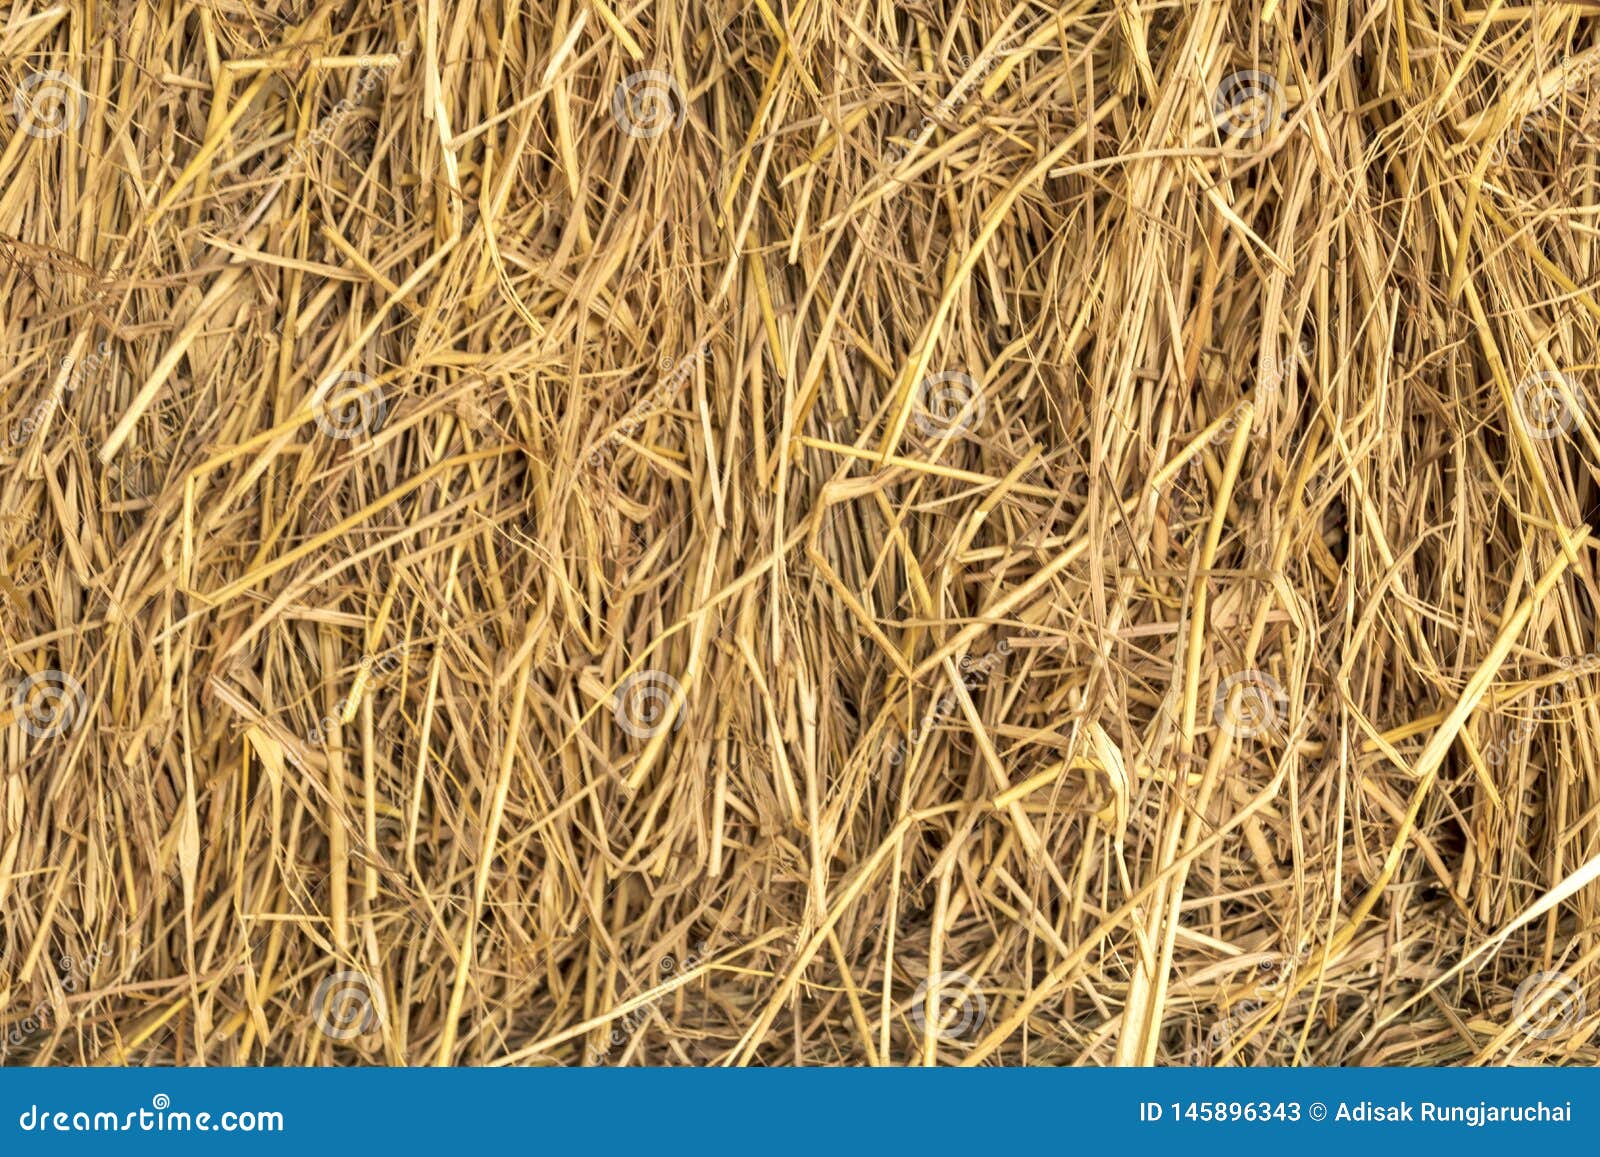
2;0;1599;1065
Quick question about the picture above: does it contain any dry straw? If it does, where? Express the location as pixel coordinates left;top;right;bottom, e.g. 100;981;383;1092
1;0;1598;1066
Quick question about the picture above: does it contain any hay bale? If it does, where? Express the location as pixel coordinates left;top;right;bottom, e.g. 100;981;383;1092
0;0;1596;1064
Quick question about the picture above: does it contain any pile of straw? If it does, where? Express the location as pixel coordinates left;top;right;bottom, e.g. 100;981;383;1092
2;0;1598;1065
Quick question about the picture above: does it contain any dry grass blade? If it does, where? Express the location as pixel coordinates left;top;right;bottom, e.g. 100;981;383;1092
1;0;1598;1067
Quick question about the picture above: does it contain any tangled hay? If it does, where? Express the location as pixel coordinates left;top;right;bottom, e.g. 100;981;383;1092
2;0;1599;1066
